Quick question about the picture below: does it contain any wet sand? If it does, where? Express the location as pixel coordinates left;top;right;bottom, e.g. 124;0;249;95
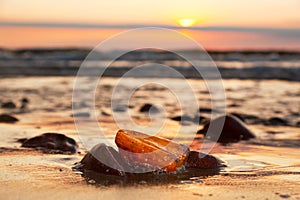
0;77;299;199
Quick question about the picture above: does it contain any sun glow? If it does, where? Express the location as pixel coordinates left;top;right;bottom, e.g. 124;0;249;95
178;18;196;27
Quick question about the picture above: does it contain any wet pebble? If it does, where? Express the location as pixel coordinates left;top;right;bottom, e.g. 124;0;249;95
21;98;29;104
265;117;289;126
170;115;208;125
186;151;225;169
1;101;16;109
76;143;130;176
279;194;291;198
20;133;78;154
71;112;90;117
199;107;213;113
171;115;194;122
228;103;240;108
266;131;283;134
139;103;159;113
113;105;127;112
0;114;19;123
20;98;29;109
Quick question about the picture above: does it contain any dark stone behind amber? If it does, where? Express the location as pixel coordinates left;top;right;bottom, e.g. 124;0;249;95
186;151;224;169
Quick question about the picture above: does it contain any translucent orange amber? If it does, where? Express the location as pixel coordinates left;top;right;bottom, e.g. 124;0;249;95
115;129;190;172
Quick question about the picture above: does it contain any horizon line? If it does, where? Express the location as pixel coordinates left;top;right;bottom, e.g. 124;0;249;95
1;21;300;33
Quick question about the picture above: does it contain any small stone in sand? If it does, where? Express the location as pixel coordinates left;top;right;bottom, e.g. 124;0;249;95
20;98;29;109
139;103;159;113
20;133;78;154
0;114;19;123
279;194;291;198
21;98;29;103
170;115;196;124
112;105;127;112
186;151;225;169
199;107;213;113
1;101;16;109
266;117;289;126
71;112;90;117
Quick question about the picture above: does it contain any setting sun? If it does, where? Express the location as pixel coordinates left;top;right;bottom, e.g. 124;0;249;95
178;18;196;27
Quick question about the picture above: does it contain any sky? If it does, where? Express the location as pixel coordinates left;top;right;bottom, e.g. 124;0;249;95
0;0;300;50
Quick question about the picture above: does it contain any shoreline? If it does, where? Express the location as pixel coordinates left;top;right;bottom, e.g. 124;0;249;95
0;66;299;81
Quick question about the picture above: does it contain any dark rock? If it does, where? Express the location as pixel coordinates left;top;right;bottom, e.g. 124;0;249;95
128;105;135;109
197;114;255;143
228;103;240;108
171;115;186;121
186;151;225;169
139;103;159;113
171;115;208;125
112;105;127;112
75;143;131;176
0;114;19;123
21;98;29;103
1;101;16;109
199;107;212;113
71;112;90;117
266;131;283;134
279;194;290;198
21;133;78;154
170;115;194;122
100;110;111;116
295;121;300;127
265;117;289;126
20;98;29;110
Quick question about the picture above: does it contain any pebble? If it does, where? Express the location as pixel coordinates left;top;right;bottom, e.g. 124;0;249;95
199;107;213;113
197;114;256;143
279;194;291;198
21;98;29;103
170;115;208;124
1;101;16;109
71;112;90;117
20;133;78;154
0;114;19;123
266;117;289;126
139;103;159;113
186;151;225;169
20;98;29;110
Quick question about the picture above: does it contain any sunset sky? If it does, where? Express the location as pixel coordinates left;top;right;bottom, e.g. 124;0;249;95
1;0;300;50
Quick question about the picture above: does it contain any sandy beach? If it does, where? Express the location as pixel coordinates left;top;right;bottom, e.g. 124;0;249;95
0;76;299;199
